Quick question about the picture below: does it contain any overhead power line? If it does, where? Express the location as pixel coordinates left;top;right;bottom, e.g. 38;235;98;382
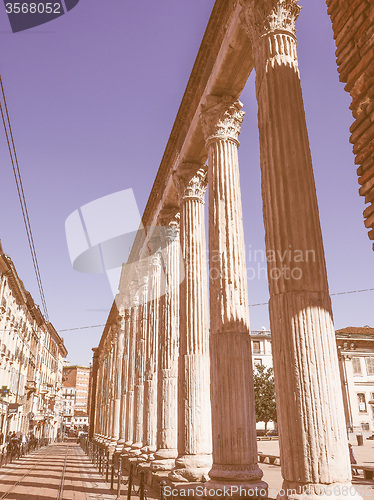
58;287;374;332
0;74;49;321
250;287;374;307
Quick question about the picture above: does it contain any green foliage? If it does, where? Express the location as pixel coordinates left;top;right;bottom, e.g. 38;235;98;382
253;364;277;432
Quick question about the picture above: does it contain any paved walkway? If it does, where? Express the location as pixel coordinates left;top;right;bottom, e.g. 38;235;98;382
0;442;117;500
258;438;374;499
1;440;372;499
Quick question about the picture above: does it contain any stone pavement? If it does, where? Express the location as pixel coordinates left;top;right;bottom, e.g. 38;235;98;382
0;442;118;500
258;438;374;499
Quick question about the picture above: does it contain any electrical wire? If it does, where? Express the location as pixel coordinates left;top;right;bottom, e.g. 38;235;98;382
0;74;49;321
57;287;374;332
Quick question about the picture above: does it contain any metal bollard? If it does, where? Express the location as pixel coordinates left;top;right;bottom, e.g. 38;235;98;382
139;470;145;500
110;464;115;490
116;459;122;500
160;480;167;500
127;463;133;500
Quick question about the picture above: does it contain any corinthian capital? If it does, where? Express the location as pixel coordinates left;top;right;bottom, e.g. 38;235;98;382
240;0;301;40
158;207;180;246
200;96;244;145
173;163;208;203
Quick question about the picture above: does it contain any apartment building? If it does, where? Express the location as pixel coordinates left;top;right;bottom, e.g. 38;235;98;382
62;365;90;432
0;242;67;445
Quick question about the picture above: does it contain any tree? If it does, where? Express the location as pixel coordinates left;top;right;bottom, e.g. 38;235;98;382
253;364;277;433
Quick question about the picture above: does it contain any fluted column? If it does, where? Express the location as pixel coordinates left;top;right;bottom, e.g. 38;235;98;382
117;305;131;452
104;346;112;443
200;99;265;490
130;272;149;456
89;348;99;440
123;282;139;452
151;208;180;471
142;252;162;460
169;164;212;482
240;1;356;497
110;318;125;454
93;360;103;441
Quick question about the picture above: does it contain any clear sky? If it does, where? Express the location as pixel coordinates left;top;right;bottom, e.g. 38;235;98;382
0;1;372;367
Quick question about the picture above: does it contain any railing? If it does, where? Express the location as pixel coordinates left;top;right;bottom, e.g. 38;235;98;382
80;437;147;500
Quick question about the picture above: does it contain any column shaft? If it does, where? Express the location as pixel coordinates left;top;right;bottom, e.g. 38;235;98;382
240;0;354;495
142;253;162;459
171;165;212;482
118;307;131;452
200;98;264;487
151;209;180;471
131;275;148;455
124;284;139;451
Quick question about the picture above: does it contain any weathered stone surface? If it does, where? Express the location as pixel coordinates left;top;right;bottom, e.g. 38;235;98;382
201;96;265;490
241;0;359;497
170;163;212;482
151;209;181;471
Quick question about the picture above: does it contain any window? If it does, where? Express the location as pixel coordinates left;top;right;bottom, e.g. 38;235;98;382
358;393;367;413
366;357;374;376
352;357;362;375
252;341;261;354
253;359;262;367
361;422;370;431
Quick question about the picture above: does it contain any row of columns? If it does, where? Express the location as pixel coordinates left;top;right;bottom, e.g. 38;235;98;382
92;1;355;498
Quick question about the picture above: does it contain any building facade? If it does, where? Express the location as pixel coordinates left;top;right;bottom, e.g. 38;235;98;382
337;326;374;435
62;365;90;433
0;243;67;446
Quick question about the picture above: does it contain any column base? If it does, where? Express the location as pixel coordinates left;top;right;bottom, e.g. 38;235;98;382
115;439;126;454
278;482;364;500
170;454;212;482
128;443;143;458
209;463;264;482
151;449;178;471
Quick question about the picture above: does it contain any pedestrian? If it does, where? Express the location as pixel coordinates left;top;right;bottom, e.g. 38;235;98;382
349;443;358;475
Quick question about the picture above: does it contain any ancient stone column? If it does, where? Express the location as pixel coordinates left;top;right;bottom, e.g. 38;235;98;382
117;305;131;453
123;282;139;453
200;99;265;490
141;252;162;460
110;318;125;454
240;1;356;497
89;348;99;440
103;346;112;446
93;360;102;441
130;272;149;456
170;164;212;482
151;208;180;471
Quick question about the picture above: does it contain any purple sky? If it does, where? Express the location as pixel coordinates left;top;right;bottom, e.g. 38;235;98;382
0;1;372;367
